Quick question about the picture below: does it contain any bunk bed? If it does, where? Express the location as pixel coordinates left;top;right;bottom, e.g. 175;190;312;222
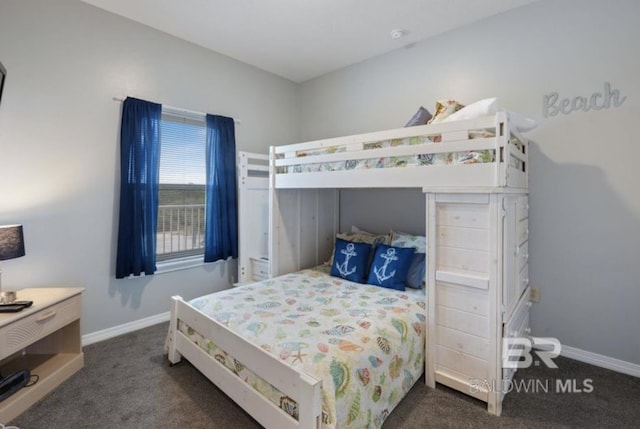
166;109;533;427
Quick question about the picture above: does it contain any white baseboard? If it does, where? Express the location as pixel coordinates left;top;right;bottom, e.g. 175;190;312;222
561;345;640;378
82;311;170;346
82;313;640;379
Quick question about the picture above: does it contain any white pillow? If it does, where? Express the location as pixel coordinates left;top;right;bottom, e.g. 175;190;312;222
441;97;537;133
441;97;498;123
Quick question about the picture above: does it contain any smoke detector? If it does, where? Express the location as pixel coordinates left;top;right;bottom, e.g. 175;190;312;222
389;29;407;39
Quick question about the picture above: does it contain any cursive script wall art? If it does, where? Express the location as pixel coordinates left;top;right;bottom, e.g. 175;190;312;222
543;82;627;118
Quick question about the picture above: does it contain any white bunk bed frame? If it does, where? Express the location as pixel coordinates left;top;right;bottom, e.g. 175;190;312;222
167;111;530;427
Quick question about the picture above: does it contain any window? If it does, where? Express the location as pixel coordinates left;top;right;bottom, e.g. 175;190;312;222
116;96;237;278
157;109;207;262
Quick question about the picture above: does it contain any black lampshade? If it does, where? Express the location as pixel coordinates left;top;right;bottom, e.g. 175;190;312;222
0;225;26;261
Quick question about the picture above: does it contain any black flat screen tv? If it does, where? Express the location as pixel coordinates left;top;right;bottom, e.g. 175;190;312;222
0;61;6;106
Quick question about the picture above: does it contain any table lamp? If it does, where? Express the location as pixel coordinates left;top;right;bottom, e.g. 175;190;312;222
0;224;26;293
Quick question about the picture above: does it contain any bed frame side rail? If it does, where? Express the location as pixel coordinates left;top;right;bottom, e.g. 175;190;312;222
167;296;322;429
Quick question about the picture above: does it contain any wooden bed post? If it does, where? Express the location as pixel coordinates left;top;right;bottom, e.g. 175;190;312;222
167;296;182;365
487;193;503;416
495;111;509;187
425;191;436;389
297;372;323;429
269;145;279;278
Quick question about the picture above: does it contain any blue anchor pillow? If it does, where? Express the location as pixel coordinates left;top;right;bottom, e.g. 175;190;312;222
366;244;415;291
330;237;373;283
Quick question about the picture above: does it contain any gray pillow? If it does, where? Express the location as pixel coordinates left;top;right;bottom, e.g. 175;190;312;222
405;106;432;127
406;252;426;289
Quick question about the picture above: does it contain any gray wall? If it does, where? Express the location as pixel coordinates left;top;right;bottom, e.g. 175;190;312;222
339;189;426;236
0;0;299;334
299;0;640;364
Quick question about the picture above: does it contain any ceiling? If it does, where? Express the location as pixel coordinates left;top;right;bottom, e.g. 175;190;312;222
81;0;538;83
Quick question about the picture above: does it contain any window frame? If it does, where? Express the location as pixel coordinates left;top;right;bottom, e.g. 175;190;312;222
156;108;208;266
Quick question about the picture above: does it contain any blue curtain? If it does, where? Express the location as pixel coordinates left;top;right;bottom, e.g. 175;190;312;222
204;115;238;262
115;97;162;278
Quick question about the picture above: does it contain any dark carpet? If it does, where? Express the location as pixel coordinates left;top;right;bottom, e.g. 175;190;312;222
10;322;640;428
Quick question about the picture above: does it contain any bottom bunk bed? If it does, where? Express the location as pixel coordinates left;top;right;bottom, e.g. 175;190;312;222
166;265;425;429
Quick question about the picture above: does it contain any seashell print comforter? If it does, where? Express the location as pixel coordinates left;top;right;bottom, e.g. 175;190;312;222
178;266;425;428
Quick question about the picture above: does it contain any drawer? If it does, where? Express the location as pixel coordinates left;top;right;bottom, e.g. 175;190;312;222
508;304;530;341
502;294;530;383
252;273;268;281
516;241;529;273
516;218;529;245
516;197;529;221
504;287;531;338
518;264;529;296
250;257;269;281
0;295;81;359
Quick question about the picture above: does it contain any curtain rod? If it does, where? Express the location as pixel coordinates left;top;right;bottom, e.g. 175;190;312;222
112;96;240;124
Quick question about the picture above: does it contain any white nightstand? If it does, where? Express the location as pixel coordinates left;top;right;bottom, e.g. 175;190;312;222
0;288;84;423
249;256;269;281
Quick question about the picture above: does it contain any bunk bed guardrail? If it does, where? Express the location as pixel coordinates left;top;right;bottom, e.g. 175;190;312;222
270;112;527;190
